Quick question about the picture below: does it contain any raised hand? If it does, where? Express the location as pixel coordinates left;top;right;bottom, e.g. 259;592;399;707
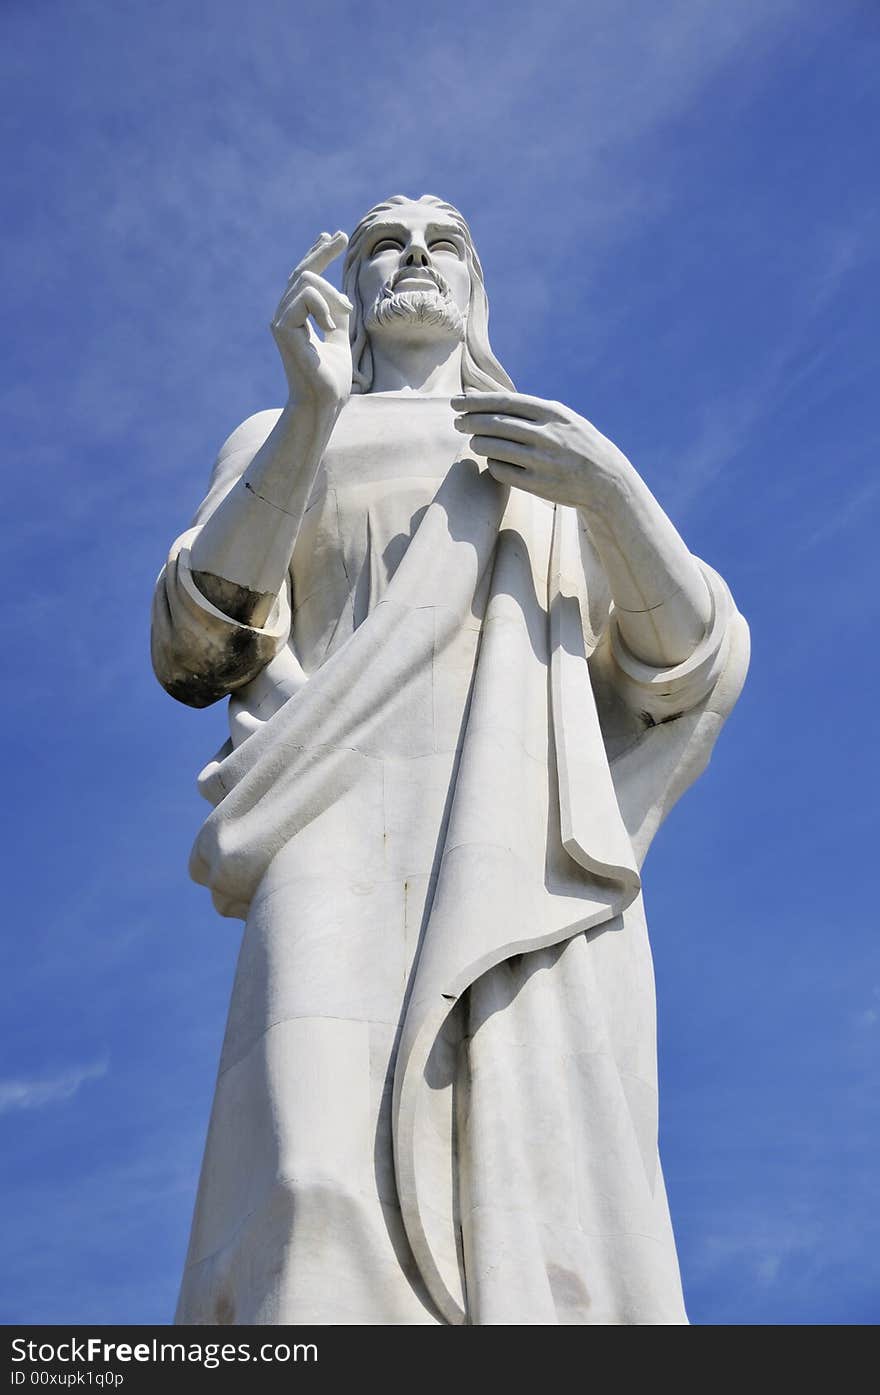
272;231;353;411
451;391;631;511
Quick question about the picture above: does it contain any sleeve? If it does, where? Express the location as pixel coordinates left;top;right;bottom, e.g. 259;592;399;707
150;411;292;709
604;560;734;726
552;506;750;876
590;561;750;867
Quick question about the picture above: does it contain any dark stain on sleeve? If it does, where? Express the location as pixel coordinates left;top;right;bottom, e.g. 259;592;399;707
192;569;275;627
640;709;683;729
159;627;268;709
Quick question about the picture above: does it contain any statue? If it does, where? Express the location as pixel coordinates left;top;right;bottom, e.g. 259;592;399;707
152;194;749;1326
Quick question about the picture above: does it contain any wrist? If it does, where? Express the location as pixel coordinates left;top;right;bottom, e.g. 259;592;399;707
281;393;344;439
573;445;637;519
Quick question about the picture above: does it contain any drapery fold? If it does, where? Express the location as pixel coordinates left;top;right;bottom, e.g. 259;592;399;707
172;458;747;1320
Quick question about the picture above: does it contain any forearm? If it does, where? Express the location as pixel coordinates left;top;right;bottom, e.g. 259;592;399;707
579;459;712;668
190;397;339;626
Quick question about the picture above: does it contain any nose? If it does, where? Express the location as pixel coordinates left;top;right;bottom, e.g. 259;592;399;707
402;238;431;268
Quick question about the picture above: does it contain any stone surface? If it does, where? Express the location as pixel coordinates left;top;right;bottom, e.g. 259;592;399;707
152;194;749;1325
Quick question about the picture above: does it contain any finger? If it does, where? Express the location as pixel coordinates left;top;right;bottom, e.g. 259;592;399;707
291;229;349;279
276;278;331;325
297;269;353;320
276;275;338;324
284;233;329;283
451;391;563;422
486;458;530;487
453;412;541;446
275;286;335;335
468;435;538;468
486;460;561;503
274;287;320;331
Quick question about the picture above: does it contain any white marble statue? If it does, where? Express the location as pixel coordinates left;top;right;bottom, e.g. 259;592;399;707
152;194;749;1326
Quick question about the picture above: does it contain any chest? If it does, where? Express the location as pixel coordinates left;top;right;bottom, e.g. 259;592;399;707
296;396;472;579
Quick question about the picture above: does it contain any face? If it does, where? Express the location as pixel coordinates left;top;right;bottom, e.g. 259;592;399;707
357;201;471;341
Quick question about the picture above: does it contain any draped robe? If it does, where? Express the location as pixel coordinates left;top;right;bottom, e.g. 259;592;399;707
152;394;749;1325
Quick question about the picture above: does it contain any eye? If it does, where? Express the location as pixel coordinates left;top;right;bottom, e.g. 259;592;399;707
370;238;404;256
428;239;460;254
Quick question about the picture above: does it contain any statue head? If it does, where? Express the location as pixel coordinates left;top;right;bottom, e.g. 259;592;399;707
343;194;514;394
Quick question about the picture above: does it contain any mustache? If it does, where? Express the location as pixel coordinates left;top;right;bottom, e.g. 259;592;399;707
384;265;451;297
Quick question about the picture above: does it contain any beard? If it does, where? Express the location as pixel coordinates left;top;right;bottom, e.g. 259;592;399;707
364;280;466;341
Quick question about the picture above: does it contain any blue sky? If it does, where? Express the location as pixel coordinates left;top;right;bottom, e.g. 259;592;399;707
1;0;877;1325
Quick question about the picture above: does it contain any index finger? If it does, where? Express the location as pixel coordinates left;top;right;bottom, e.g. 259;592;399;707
451;391;561;422
291;229;349;280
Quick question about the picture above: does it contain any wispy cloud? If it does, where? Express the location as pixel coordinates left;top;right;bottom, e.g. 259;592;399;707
694;1216;820;1290
797;468;880;553
853;986;880;1031
0;1061;108;1116
0;0;809;458
661;219;878;519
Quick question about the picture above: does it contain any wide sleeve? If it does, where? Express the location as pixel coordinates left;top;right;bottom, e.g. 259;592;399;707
587;550;750;867
150;410;291;709
552;506;750;869
604;560;736;726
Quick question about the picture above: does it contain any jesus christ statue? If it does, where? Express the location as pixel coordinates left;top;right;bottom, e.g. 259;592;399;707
152;194;749;1326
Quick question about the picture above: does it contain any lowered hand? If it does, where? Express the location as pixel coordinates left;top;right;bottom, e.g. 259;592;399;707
452;390;633;513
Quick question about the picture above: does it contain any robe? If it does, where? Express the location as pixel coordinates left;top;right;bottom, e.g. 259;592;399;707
152;394;749;1325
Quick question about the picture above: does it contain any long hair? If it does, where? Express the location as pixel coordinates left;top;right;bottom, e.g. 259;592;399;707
342;194;515;394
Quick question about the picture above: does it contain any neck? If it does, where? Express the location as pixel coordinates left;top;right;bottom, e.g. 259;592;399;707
367;334;463;395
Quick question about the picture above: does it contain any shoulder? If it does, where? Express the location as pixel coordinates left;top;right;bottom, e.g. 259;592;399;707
189;410;284;529
216;408;284;463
